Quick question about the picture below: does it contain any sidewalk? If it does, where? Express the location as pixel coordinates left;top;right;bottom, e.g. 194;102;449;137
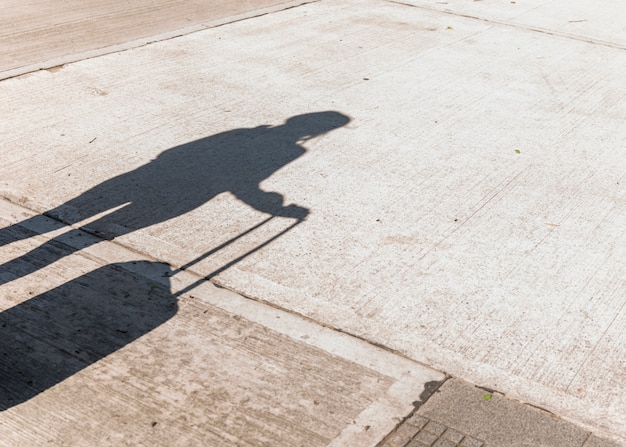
0;0;311;80
0;198;443;447
0;199;618;446
1;0;625;445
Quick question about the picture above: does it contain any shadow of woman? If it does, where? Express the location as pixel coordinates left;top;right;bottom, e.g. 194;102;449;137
0;261;177;411
0;111;350;284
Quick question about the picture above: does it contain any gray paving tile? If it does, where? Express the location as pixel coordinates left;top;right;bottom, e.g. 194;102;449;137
433;438;458;447
442;428;464;444
406;439;431;447
383;431;413;447
584;434;624;447
377;381;626;447
424;421;447;437
414;430;439;446
417;380;590;447
406;414;430;430
407;439;432;447
459;438;484;447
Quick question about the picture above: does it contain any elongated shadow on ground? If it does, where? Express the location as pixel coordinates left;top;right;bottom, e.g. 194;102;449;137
0;260;177;411
0;111;350;410
0;111;350;285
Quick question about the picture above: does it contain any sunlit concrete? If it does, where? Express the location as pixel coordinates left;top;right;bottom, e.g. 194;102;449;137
0;199;443;447
0;0;310;79
1;0;624;441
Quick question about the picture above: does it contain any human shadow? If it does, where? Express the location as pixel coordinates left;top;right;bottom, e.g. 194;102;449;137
0;111;350;411
0;260;177;410
0;111;350;284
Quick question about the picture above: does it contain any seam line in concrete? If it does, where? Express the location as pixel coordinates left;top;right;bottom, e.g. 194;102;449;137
0;0;318;81
0;196;446;447
385;0;626;51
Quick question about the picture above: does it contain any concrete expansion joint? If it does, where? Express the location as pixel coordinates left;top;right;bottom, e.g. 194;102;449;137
384;0;626;51
0;0;319;81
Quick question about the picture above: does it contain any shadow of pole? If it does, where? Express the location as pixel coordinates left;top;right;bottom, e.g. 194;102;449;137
0;212;303;412
0;111;352;409
171;215;303;296
0;110;351;286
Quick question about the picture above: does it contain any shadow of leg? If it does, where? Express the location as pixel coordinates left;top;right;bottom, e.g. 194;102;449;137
0;214;69;248
0;227;95;286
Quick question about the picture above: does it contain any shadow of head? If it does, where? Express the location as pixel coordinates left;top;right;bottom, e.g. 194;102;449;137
0;261;177;411
279;111;351;141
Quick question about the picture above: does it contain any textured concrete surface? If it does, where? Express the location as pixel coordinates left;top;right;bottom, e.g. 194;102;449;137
393;0;626;48
415;380;591;447
379;379;623;446
1;0;625;443
0;199;444;447
380;413;486;447
585;435;625;447
0;0;309;79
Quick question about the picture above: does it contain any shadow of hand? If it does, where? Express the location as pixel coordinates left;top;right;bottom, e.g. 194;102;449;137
280;204;309;220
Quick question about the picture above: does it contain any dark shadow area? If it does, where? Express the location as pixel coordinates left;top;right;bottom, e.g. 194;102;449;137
412;378;448;409
0;111;350;410
0;260;177;411
0;111;350;285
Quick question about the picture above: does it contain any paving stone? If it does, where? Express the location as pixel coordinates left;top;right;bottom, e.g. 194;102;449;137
406;414;429;430
433;438;459;447
396;422;421;439
417;380;590;447
414;430;439;446
407;438;434;447
424;421;447;436
384;431;413;447
460;437;484;447
442;428;465;444
379;378;626;447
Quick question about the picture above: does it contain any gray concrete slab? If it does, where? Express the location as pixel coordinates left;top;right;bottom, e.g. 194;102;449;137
1;0;625;442
0;199;444;447
585;435;624;447
380;379;623;447
0;0;311;79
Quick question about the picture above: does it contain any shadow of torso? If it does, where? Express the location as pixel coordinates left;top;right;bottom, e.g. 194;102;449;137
49;126;306;236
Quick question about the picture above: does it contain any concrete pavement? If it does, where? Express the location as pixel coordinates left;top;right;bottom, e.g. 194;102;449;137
0;0;312;80
382;379;620;447
0;198;443;447
1;0;625;445
2;198;617;446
